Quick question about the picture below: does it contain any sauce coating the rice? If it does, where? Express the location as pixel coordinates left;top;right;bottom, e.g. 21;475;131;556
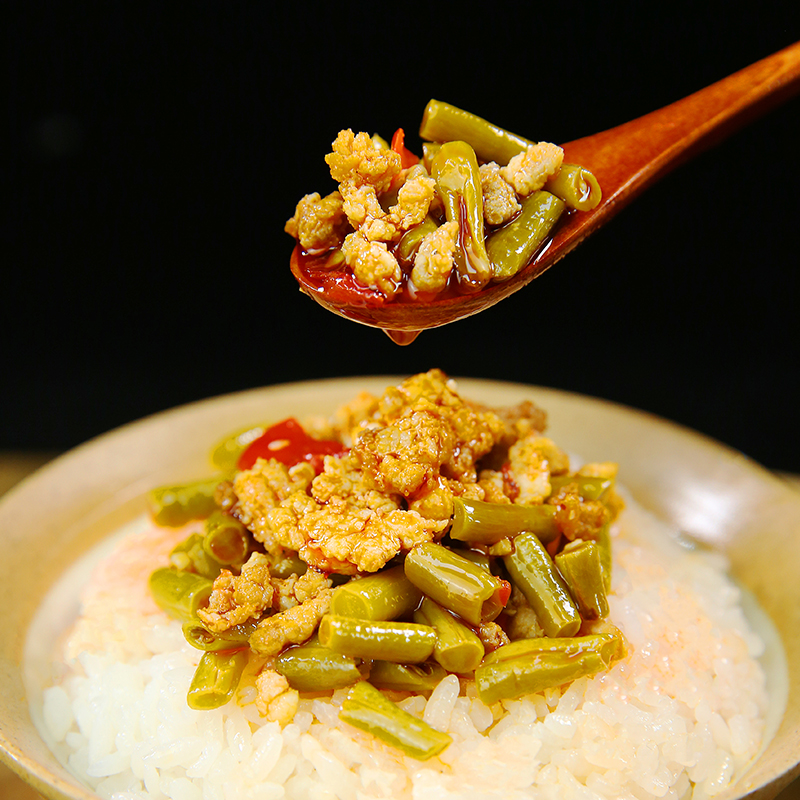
35;495;768;800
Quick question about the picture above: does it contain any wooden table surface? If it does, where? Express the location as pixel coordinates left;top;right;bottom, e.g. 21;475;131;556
1;452;798;800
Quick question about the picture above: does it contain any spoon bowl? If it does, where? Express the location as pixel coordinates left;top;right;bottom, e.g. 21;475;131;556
291;40;800;342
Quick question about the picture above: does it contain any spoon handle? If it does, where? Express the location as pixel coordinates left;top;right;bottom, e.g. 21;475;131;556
555;40;800;253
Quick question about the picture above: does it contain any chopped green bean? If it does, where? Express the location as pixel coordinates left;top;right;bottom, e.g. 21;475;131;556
210;424;268;472
170;533;223;579
404;542;510;626
275;642;363;692
544;163;602;211
458;548;492;572
555;540;609;620
596;523;613;592
450;497;560;545
318;615;436;663
396;216;439;263
482;633;621;667
430;141;492;292
149;567;214;622
414;597;485;673
182;620;257;652
368;661;447;694
503;532;581;638
419;99;530;165
340;681;452;761
148;476;222;527
203;511;249;566
475;650;606;705
187;650;249;710
548;475;614;502
330;566;422;621
486;191;565;281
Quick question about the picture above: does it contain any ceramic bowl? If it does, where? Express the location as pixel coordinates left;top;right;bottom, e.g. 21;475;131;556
1;377;799;800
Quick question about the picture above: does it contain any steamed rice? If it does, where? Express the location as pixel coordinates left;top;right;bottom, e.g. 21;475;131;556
36;494;768;800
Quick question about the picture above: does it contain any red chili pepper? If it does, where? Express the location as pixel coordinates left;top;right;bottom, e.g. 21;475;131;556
496;579;512;609
237;418;347;473
390;127;420;169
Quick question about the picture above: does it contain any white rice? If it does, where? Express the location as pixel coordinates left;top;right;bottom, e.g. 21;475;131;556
35;497;769;800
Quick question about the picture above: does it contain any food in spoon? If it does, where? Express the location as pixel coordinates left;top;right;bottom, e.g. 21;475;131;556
286;101;601;310
36;371;768;799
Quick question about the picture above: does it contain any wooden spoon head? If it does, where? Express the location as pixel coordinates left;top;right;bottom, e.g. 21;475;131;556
289;138;613;337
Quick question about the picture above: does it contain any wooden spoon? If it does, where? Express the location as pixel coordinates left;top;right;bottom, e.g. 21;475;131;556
291;41;800;345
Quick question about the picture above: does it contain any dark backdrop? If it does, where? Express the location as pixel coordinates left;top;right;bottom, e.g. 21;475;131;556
5;4;799;472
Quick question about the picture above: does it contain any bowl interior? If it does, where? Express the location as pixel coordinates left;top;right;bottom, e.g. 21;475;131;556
1;376;799;800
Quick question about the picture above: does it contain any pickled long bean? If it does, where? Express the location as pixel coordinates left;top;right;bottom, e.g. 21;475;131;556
275;642;363;692
503;532;581;638
149;567;213;622
404;542;510;626
340;681;452;761
187;650;249;710
450;497;560;545
148;477;222;527
430;141;492;292
330;566;422;621
414;597;485;674
486;191;566;281
475;650;606;705
555;540;609;620
319;615;436;663
368;661;447;694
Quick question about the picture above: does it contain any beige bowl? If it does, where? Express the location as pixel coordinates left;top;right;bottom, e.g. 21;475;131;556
1;377;799;800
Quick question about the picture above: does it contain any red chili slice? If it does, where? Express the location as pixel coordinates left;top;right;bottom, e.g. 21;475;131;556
237;418;347;473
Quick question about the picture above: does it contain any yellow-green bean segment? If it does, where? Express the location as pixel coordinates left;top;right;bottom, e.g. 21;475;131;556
543;163;603;211
486;191;565;281
596;523;613;592
548;475;614;502
210;424;268;472
182;620;257;652
149;568;214;622
475;650;606;705
340;681;452;761
430;141;492;292
368;661;447;694
555;540;609;620
330;566;422;621
503;532;581;638
404;542;508;626
275;643;363;692
420;99;531;166
203;511;250;566
318;615;436;663
187;650;249;710
414;597;485;673
450;497;560;545
396;215;439;263
148;476;223;527
482;633;621;667
170;533;223;579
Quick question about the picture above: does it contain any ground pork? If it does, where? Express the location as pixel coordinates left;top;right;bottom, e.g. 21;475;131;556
325;129;401;192
197;552;276;633
500;142;564;197
341;230;402;297
479;162;521;225
249;589;334;656
409;221;458;293
284;191;347;251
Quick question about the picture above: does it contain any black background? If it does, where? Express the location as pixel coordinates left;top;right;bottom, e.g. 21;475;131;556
5;4;799;471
